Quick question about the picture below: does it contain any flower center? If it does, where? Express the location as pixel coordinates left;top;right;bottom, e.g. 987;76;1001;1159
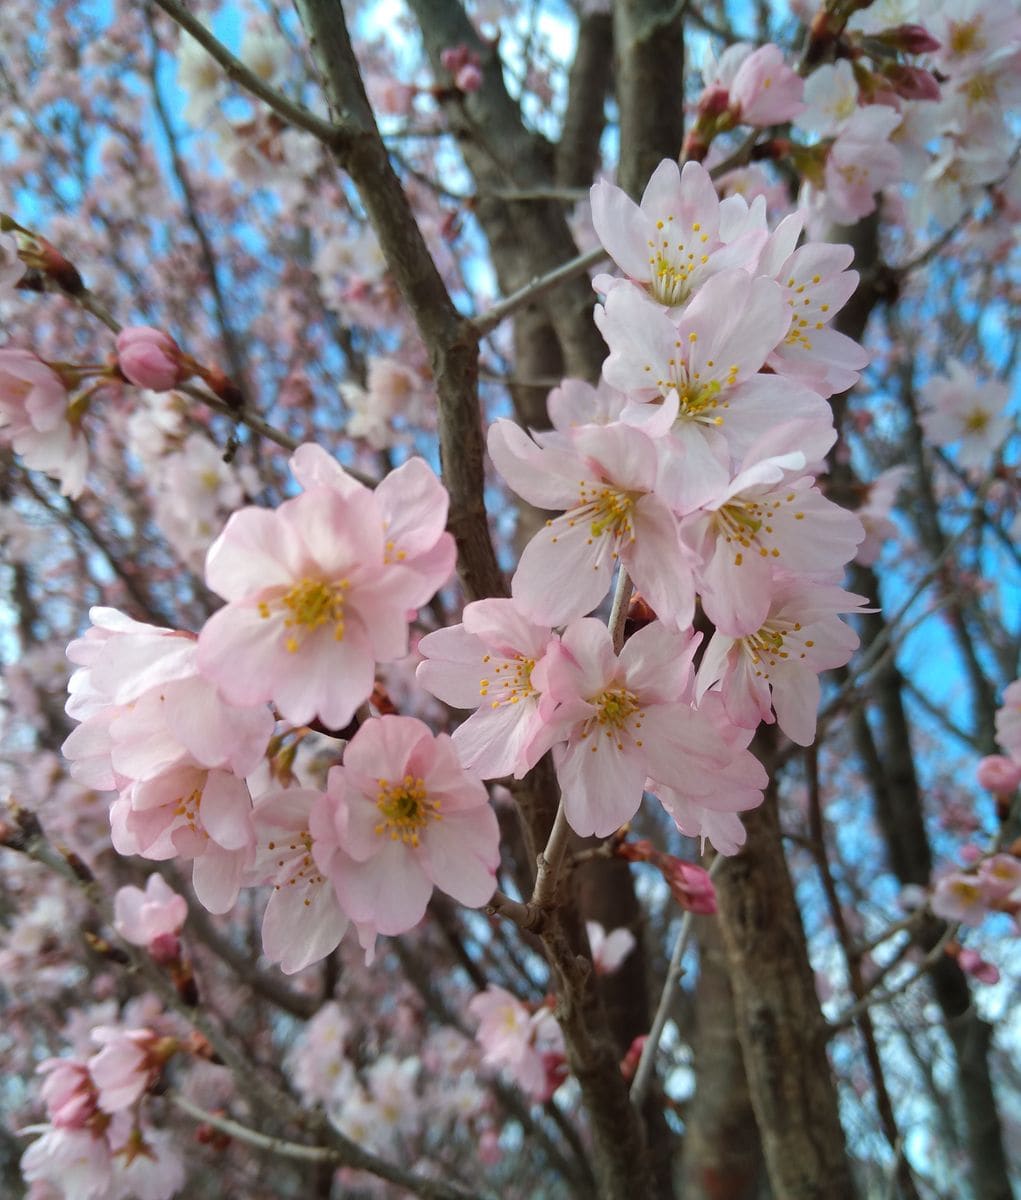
267;828;326;906
963;408;990;434
480;654;536;708
173;786;204;833
645;218;711;307
580;687;645;752
741;620;814;681
259;577;350;653
375;775;441;847
948;19;984;57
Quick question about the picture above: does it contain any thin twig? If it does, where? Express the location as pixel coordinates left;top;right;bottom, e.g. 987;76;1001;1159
830;923;960;1031
608;569;634;654
630;855;724;1109
169;1092;340;1164
531;803;571;911
148;0;341;146
472;245;607;337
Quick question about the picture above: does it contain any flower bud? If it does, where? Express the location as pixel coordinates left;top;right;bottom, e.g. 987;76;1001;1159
878;23;942;55
977;755;1021;794
116;326;186;392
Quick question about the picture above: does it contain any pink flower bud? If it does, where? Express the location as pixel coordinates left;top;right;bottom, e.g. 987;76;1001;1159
697;84;731;119
455;63;483;93
883;63;941;102
664;859;717;914
977;755;1021;794
878;23;942;55
956;947;1000;985
440;46;469;74
478;1129;503;1166
116;326;185;392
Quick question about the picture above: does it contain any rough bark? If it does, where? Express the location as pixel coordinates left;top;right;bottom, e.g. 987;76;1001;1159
681;917;767;1200
713;765;857;1200
613;0;686;198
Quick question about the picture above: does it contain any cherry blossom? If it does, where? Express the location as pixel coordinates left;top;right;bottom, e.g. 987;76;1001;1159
115;327;186;392
597;274;831;510
0;348;87;496
311;716;500;938
113;875;187;948
710;42;805;127
416;598;560;779
590;159;766;310
489;418;696;626
682;459;865;636
111;761;255;914
586;921;636;975
538;619;728;837
919;359;1012;470
697;580;866;745
468;985;566;1101
197;481;439;729
247;786;352;975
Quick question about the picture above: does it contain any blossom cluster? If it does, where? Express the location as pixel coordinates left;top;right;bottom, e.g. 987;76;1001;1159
419;158;868;850
60;447;504;974
931;680;1021;931
20;1006;187;1200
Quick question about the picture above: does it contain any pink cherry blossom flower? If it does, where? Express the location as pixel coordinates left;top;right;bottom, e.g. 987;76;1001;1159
113;875;187;947
197;483;432;729
468;985;566;1101
711;42;805;127
795;60;859;137
929;1;1021;73
597;273;831;511
539;619;731;837
107;1118;186;1200
1;230;25;289
112;762;255;914
247;786;351;975
919;360;1011;471
37;1059;98;1130
697;579;866;746
115;327;186;392
290;443;457;610
855;465;909;566
488;418;696;627
652;693;767;854
930;871;987;926
585;921;636;975
0;348;87;496
88;1028;163;1113
683;461;865;636
63;607;274;795
822;106;904;224
416;598;560;779
590;159;766;309
976;854;1021;902
20;1127;112;1200
976;755;1021;794
311;716;500;937
540;377;630;444
754;217;869;396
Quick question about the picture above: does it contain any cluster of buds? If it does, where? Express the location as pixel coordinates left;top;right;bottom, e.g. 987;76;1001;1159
439;44;483;94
